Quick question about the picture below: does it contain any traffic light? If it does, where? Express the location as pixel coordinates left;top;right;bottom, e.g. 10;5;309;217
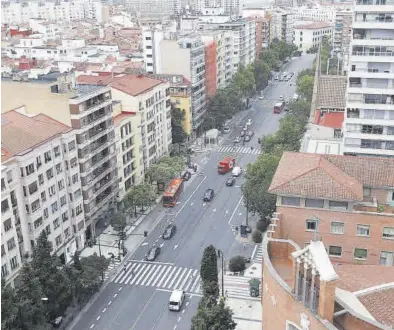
144;231;148;237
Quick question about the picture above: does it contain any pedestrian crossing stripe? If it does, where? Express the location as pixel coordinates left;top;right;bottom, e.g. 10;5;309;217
252;244;263;263
112;261;202;294
218;146;262;155
221;275;261;301
103;259;121;280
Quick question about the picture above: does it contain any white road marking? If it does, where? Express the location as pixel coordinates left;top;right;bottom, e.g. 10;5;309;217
186;302;190;307
163;267;178;287
190;202;194;206
119;287;122;291
160;243;164;248
202;203;206;206
182;309;185;314
90;324;95;329
173;268;188;290
177;317;182;322
140;264;157;286
113;294;117;298
147;265;164;286
225;210;229;214
239;212;242;216
174;244;178;249
141;242;148;246
130;291;157;330
228;197;244;225
102;308;106;313
155;239;159;243
175;176;206;217
213;208;216;212
108;301;112;306
96;316;101;321
173;326;177;330
168;267;183;289
157;266;172;287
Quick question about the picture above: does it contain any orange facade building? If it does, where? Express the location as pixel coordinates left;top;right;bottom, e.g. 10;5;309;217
204;40;217;98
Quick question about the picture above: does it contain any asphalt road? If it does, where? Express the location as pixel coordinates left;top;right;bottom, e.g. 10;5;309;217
72;54;315;330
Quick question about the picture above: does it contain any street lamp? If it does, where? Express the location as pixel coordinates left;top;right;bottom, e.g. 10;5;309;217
217;249;225;299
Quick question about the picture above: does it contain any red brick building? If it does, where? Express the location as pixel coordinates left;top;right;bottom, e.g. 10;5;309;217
203;39;217;98
261;228;394;330
268;152;394;266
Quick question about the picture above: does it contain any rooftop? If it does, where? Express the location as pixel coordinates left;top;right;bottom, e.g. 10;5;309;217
313;111;344;129
268;152;394;200
1;109;72;162
316;75;347;110
295;22;332;29
77;74;165;96
113;111;136;126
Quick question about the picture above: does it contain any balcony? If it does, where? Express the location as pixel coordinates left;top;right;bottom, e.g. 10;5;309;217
356;0;394;4
81;106;111;128
348;68;394;79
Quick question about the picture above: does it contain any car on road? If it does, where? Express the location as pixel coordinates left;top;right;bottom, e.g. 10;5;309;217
240;130;245;137
226;177;235;186
258;95;264;100
233;136;241;143
145;246;161;261
162;224;177;240
246;119;253;126
223;127;230;133
243;126;248;131
274;75;279;80
244;135;251;142
203;188;214;202
247;130;254;137
279;95;284;101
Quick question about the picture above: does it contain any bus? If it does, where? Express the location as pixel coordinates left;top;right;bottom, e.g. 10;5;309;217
273;102;285;114
163;178;184;207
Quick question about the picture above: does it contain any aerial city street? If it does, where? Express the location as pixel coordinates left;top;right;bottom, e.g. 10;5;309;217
2;0;394;329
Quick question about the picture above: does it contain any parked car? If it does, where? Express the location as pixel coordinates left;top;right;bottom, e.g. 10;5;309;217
232;166;242;177
279;95;284;101
145;246;161;261
226;177;235;186
258;95;264;100
162;224;177;239
203;189;214;202
244;135;251;142
246;119;253;126
233;136;241;143
247;130;254;137
223;127;230;134
240;131;245;137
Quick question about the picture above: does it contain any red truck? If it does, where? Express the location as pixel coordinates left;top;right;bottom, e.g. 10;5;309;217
218;157;235;174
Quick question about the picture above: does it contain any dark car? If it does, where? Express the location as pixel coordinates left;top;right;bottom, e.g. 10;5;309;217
162;224;177;240
226;177;235;186
145;246;161;261
203;188;214;202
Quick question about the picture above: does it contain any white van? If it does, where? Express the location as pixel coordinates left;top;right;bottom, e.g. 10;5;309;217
169;289;185;311
232;166;241;177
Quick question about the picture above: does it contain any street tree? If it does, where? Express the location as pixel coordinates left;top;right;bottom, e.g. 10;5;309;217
243;153;280;221
191;300;237;330
253;60;271;91
233;65;255;97
123;183;157;215
111;211;127;232
229;256;246;273
1;280;20;330
296;74;314;102
146;156;185;183
200;245;218;285
171;106;188;144
202;280;219;302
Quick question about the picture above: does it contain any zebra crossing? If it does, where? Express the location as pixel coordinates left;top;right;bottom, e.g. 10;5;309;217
222;275;261;301
217;146;262;155
104;259;121;280
252;244;263;263
112;261;202;294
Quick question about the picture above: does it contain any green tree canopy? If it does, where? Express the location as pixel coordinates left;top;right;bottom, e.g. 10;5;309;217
145;156;185;183
200;245;218;285
111;211;127;232
232;64;255;97
191;300;237;330
171;106;188;144
243;153;280;220
123;183;157;212
296;74;314;102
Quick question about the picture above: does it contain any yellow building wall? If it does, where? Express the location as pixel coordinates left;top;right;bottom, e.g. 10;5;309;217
1;81;71;125
171;95;192;135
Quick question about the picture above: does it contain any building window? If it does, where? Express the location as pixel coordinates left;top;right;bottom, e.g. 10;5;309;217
354;248;368;260
2;264;9;278
330;221;344;234
328;201;348;210
72;174;79;184
38;174;44;185
41;191;46;202
305;198;324;208
48;185;56;197
25;163;35;176
28;181;38;195
58;180;64;191
75;204;83;216
4;218;12;232
51;202;58;213
44;208;49;219
53;218;60;229
44;151;52;163
60;195;66;207
64;228;70;238
306;219;318;231
56;163;62;174
1;245;5;257
328;246;342;257
70;157;77;168
7;237;16;251
282;197;300;206
382;227;394;239
46;168;54;180
356;224;370;237
380;251;393;266
62;211;68;222
55;235;62;246
31;199;40;213
54;146;61;157
1;200;10;213
68;141;76;151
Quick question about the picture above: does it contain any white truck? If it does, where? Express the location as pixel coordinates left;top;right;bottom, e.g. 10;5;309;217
232;166;242;177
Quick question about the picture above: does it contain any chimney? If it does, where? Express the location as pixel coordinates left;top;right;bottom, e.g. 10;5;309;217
318;279;337;322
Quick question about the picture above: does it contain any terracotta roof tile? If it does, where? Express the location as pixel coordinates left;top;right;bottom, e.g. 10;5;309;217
1;110;72;162
316;75;347;110
314;111;344;129
358;288;394;328
269;152;394;199
76;74;165;96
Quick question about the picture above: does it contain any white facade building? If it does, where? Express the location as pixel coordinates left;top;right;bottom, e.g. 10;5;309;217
342;0;394;157
269;9;294;44
292;6;336;22
1;109;85;286
293;22;333;53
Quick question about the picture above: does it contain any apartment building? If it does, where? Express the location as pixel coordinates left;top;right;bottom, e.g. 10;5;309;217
159;35;206;130
124;0;181;15
342;0;394;157
77;74;172;173
269;9;294;44
293;22;333;53
332;8;353;60
194;0;244;16
242;9;267;57
1;109;85;286
268;152;394;266
142;27;165;75
292;6;336;22
202;36;217;98
150;73;193;135
1;74;119;240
